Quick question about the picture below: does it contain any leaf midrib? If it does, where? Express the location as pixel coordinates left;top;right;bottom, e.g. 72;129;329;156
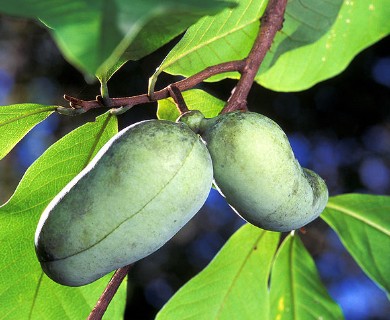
214;231;266;319
325;202;390;236
159;3;262;72
0;107;56;128
289;236;297;320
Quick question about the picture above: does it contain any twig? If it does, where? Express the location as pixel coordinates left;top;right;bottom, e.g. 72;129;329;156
63;0;287;115
63;0;288;115
223;0;288;113
64;60;244;111
167;84;189;114
87;265;132;320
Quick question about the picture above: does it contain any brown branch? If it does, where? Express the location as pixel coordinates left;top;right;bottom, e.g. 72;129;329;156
63;0;287;115
64;60;245;111
223;0;288;113
87;265;132;320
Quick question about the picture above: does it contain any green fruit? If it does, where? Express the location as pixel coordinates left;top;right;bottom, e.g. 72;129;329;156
35;120;213;286
179;110;328;232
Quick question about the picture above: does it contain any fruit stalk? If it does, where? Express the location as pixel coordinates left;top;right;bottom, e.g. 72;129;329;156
168;84;189;114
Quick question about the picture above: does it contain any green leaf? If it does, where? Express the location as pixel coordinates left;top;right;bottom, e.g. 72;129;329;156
0;104;56;160
270;234;344;320
149;0;268;92
0;0;232;80
156;224;280;320
257;0;390;91
151;0;390;92
321;194;390;294
99;0;236;83
157;89;225;121
0;112;125;319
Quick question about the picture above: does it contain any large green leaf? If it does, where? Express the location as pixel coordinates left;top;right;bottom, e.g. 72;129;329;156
149;0;268;92
257;0;390;91
151;0;390;92
156;224;280;320
0;112;125;319
270;234;344;320
0;104;56;160
0;0;232;80
157;89;224;121
321;194;390;294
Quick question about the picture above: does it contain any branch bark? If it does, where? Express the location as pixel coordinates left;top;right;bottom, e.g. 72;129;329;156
63;60;244;111
63;0;287;115
223;0;288;113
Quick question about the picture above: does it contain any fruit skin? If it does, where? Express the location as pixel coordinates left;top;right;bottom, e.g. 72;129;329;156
35;120;213;287
179;110;328;232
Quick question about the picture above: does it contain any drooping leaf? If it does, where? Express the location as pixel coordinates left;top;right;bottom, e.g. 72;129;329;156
157;89;224;121
321;194;390;294
0;104;56;160
257;0;390;91
270;234;344;320
149;0;268;93
0;112;125;319
99;0;236;83
0;0;232;80
156;224;280;320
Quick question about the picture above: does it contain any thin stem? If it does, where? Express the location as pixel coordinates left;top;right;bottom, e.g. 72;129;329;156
100;81;110;101
87;265;132;320
63;60;245;111
223;0;288;113
167;84;189;114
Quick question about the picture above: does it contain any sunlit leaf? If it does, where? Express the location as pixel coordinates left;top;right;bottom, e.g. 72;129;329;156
0;0;232;80
157;89;224;121
157;224;280;320
151;0;390;92
322;194;390;294
257;0;390;91
0;112;125;319
0;104;56;160
270;234;344;320
149;0;268;92
149;0;341;89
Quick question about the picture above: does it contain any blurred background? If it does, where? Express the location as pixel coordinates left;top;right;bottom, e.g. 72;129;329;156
0;15;389;320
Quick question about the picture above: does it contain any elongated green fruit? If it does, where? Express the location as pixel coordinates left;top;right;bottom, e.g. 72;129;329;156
179;110;328;232
35;120;213;286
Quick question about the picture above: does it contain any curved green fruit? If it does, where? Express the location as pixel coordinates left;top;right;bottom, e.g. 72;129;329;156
179;110;328;232
35;120;213;286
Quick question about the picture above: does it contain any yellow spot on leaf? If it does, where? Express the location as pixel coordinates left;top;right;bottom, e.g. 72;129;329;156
278;296;285;311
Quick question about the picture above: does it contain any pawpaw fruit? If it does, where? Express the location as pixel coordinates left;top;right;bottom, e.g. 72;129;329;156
179;110;328;232
35;120;213;286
